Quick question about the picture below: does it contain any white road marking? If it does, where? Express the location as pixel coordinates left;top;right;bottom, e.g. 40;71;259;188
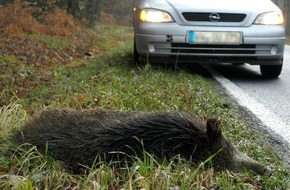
205;65;290;148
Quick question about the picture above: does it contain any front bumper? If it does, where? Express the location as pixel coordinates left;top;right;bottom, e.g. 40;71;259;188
135;23;285;65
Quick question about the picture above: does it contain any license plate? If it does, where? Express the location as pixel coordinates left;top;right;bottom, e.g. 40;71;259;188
188;31;241;45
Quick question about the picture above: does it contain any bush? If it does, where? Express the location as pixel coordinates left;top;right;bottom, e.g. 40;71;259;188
0;0;80;36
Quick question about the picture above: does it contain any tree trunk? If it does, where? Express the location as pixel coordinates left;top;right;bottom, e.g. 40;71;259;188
56;0;68;9
0;0;13;5
83;0;102;27
67;0;81;19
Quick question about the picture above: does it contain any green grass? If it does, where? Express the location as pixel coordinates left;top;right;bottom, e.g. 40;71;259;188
0;25;289;189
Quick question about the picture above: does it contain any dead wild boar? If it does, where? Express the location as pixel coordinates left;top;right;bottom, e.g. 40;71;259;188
12;109;271;175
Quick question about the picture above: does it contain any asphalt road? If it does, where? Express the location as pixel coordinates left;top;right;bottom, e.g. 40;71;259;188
205;45;290;146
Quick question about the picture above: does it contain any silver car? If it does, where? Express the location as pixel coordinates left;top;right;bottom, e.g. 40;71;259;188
133;0;285;78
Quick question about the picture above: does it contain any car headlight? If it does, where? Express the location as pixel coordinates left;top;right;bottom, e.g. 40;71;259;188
254;12;284;25
139;9;174;23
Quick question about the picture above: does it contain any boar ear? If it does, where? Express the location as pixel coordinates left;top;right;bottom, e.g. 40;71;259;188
206;118;222;137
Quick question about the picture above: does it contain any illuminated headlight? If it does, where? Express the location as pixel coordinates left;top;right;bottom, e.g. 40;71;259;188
139;9;174;23
254;12;284;25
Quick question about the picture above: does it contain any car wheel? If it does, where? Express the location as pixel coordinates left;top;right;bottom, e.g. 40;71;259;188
260;60;283;78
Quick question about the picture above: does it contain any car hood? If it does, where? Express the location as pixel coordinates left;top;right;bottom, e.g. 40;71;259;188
163;0;280;13
146;0;281;26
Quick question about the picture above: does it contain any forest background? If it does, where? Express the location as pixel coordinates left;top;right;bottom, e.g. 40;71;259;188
0;0;133;29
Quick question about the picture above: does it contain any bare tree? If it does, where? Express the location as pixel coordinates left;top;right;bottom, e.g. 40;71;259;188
57;0;103;27
83;0;102;27
67;0;81;19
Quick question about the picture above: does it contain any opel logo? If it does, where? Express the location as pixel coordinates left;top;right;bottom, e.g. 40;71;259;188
209;13;220;22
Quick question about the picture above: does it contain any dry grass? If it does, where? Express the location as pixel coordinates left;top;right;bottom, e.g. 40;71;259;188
0;0;80;37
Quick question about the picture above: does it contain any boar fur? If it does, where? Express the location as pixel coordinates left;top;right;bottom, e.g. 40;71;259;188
12;109;271;175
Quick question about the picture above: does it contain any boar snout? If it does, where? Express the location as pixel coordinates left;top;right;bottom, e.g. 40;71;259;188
235;151;271;175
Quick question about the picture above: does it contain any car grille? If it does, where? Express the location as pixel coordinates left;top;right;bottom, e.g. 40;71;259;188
182;12;247;22
171;44;256;55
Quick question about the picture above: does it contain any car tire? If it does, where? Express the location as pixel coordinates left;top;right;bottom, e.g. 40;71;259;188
260;60;283;78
